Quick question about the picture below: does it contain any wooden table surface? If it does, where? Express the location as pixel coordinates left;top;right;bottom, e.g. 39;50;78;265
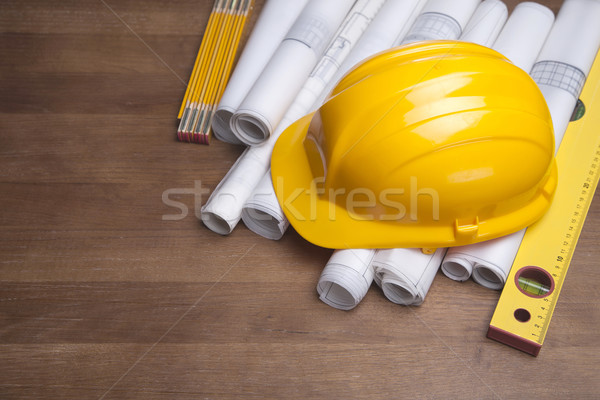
1;0;599;398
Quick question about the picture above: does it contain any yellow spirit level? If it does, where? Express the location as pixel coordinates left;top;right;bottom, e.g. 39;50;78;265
487;53;600;356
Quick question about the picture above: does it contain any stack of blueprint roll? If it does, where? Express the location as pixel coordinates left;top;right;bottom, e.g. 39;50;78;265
199;0;600;310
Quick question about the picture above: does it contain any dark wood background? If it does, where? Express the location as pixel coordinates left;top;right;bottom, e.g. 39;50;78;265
1;0;598;398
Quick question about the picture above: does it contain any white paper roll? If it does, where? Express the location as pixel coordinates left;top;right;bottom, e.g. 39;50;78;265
212;0;309;144
537;85;580;150
322;0;427;103
440;252;473;282
492;2;555;73
317;249;376;311
200;142;274;234
454;230;525;289
531;0;600;150
283;0;387;131
372;248;447;306
231;0;355;146
241;169;289;240
534;0;600;76
459;0;508;47
400;0;481;44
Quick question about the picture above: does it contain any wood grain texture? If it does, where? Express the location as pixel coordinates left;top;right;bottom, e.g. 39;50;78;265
1;0;599;399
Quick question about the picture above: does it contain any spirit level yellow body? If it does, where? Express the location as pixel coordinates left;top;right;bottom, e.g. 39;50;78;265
488;53;600;356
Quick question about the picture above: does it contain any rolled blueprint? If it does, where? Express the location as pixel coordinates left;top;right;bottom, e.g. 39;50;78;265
446;0;600;289
241;170;289;239
212;0;309;144
203;0;377;235
492;2;555;74
317;249;376;311
201;142;273;234
530;0;600;150
459;0;507;47
241;0;388;239
443;230;524;288
469;230;526;289
399;0;481;44
440;251;474;282
372;249;448;306
279;0;386;138
230;0;355;146
320;0;427;105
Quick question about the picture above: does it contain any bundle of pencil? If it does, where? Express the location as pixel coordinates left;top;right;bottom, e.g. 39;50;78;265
177;0;253;144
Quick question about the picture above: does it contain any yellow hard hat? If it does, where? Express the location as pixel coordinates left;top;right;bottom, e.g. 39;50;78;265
271;41;557;249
